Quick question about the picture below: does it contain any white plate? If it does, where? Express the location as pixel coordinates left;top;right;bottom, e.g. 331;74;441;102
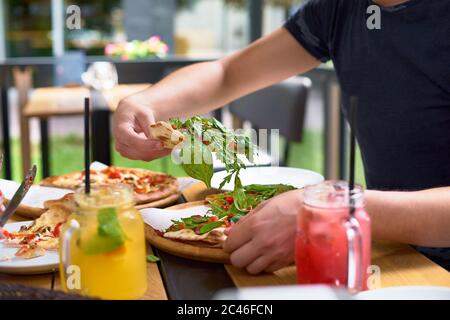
356;286;450;300
211;167;324;191
0;222;59;275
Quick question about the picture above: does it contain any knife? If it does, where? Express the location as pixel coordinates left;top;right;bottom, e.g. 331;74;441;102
0;165;37;227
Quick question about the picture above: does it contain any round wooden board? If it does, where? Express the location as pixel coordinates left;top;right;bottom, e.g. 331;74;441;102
144;201;231;264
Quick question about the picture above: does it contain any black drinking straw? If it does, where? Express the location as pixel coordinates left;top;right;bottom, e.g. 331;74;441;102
84;97;91;194
349;96;358;216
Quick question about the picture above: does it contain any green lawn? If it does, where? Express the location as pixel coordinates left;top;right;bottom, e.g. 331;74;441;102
2;130;366;186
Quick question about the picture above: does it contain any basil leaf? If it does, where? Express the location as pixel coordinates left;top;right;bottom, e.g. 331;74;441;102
199;221;224;235
82;208;127;255
180;139;213;188
146;255;160;263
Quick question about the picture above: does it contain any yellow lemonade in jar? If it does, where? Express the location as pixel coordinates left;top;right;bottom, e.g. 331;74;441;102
60;185;147;299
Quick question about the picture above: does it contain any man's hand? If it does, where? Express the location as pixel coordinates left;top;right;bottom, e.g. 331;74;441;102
113;97;171;161
223;189;303;274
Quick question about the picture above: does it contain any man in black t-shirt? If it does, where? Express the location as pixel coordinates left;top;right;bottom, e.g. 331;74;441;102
113;0;450;272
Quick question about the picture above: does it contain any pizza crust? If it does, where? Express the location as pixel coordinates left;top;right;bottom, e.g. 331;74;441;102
163;227;227;248
149;121;185;149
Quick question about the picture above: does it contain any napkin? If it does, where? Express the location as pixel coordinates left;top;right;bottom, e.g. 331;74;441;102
140;205;210;232
0;179;72;209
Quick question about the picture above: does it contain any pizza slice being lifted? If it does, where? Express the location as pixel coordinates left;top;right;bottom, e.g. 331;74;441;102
149;121;185;149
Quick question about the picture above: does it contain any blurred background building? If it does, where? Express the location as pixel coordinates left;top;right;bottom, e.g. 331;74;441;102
0;0;362;185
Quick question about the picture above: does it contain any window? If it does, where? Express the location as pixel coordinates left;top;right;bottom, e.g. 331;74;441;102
65;0;121;56
175;0;249;56
5;0;52;57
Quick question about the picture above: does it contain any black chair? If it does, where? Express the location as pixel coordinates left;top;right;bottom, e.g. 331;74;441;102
227;76;311;167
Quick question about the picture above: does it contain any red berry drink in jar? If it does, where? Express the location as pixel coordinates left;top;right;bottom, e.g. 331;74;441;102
296;181;371;291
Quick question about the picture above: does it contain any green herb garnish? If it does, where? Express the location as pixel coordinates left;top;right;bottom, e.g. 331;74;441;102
199;221;224;234
82;208;127;255
180;137;214;188
171;116;256;188
146;255;160;263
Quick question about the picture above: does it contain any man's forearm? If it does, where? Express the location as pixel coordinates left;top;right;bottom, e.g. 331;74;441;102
366;188;450;247
128;61;237;121
122;28;320;121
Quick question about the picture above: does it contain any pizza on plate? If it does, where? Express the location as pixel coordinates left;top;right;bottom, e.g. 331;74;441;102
40;166;179;205
0;194;74;259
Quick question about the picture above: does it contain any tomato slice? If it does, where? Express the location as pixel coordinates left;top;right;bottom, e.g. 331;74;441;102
225;196;234;204
135;187;147;194
104;167;121;179
150;175;166;185
0;228;13;239
208;216;218;222
53;222;64;237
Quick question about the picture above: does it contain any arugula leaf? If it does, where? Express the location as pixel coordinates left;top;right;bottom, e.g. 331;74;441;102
170;116;257;190
180;138;214;188
146;255;160;263
233;176;249;212
82;208;127;255
199;221;224;234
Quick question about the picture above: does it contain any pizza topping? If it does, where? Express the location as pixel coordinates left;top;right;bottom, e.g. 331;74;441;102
0;228;13;240
1;198;72;259
15;244;46;259
52;222;64;237
103;167;122;180
166;215;228;236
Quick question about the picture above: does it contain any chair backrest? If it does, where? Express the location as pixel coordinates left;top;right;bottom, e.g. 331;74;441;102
229;76;311;142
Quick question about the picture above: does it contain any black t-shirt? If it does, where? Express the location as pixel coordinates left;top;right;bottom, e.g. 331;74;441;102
285;0;450;269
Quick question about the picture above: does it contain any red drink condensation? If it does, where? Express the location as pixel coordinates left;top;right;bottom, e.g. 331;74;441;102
295;181;371;291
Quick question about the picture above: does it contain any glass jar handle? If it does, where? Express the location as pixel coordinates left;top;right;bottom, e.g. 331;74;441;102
61;219;80;292
346;216;363;293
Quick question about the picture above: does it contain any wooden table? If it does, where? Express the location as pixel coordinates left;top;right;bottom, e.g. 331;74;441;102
183;183;450;290
21;84;151;178
1;182;449;300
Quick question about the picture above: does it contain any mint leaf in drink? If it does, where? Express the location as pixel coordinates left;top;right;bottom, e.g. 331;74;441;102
146;254;160;263
82;208;127;255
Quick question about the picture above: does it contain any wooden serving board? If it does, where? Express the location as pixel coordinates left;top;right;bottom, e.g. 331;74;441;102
144;201;231;264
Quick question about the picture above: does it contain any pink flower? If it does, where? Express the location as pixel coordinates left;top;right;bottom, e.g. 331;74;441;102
105;43;116;56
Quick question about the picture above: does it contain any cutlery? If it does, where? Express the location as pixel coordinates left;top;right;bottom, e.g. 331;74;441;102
0;165;37;227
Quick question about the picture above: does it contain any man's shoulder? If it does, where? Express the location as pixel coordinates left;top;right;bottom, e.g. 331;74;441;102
301;0;361;12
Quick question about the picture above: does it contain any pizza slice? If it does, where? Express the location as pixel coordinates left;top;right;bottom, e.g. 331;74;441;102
1;198;72;259
153;184;296;249
40;166;179;205
149;121;185;149
161;215;230;247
